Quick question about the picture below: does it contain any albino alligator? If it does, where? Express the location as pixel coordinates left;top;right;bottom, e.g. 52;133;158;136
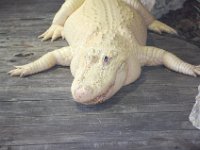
9;0;200;104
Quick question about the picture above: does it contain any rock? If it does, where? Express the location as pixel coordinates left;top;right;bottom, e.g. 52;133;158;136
192;37;200;42
198;21;200;29
176;19;197;32
189;85;200;130
141;0;186;18
140;0;156;11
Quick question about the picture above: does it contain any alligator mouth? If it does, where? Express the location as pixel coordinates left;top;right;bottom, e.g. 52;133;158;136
82;62;125;105
83;83;115;105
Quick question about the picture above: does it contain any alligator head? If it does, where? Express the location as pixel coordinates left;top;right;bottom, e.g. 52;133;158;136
70;46;128;105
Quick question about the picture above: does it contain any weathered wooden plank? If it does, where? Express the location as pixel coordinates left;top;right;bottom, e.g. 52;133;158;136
0;119;195;141
0;99;194;117
0;111;191;126
1;140;200;150
0;82;198;104
0;130;200;146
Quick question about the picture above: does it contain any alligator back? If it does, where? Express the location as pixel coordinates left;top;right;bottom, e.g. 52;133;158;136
64;0;147;46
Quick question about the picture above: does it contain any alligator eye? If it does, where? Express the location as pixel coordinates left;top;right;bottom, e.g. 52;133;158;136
103;56;110;64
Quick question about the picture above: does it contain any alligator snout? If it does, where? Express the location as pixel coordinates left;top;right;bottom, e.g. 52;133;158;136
73;86;93;103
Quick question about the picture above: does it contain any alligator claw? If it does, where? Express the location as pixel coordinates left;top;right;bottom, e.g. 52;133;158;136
149;20;177;35
38;24;64;42
194;65;200;76
8;65;30;77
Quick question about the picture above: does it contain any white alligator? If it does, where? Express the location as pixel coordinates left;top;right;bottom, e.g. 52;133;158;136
9;0;200;104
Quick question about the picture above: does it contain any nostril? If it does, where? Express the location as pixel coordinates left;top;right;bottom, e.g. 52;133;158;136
74;86;93;101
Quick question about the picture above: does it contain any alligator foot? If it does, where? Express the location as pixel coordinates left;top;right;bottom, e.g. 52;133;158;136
194;66;200;77
38;24;64;42
149;20;177;35
8;65;32;77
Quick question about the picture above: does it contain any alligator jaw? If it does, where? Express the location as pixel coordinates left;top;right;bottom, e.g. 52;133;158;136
80;83;115;105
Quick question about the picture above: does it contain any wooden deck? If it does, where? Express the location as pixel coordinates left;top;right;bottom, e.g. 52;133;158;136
0;0;200;149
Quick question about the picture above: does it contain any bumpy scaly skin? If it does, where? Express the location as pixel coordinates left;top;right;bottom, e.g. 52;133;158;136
9;0;200;105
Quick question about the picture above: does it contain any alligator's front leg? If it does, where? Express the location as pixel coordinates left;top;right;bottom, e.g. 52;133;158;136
8;46;73;77
39;0;85;41
138;46;200;77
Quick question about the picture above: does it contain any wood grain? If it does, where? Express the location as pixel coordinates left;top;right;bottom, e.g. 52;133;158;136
0;0;200;149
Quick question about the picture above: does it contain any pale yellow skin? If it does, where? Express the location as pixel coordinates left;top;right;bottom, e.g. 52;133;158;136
9;0;200;105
